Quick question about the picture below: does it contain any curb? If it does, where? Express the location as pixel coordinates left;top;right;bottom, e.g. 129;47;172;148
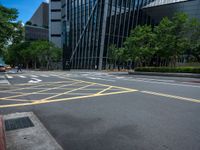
128;71;200;78
0;116;6;150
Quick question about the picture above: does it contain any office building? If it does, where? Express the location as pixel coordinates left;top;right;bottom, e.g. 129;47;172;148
49;0;200;70
25;2;49;41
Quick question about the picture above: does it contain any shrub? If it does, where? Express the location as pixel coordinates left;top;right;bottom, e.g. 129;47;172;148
135;67;200;73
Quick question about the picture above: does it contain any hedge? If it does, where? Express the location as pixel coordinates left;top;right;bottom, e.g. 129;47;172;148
135;67;200;74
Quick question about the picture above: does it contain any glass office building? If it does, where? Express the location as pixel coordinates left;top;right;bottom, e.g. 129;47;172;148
49;0;200;70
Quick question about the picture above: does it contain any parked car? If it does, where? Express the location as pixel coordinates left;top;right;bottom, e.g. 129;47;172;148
0;65;6;72
5;65;12;70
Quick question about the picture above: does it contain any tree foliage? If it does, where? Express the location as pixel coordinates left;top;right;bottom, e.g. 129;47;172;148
124;25;156;67
0;5;20;54
108;13;200;68
4;40;62;70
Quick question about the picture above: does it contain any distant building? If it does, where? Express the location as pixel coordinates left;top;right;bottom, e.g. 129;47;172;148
25;25;49;41
49;0;200;70
25;2;49;41
49;0;62;48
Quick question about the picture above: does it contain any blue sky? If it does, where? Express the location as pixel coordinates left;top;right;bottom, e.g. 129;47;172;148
0;0;49;23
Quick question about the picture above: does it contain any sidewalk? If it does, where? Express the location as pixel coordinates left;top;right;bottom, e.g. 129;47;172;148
129;71;200;78
3;112;63;150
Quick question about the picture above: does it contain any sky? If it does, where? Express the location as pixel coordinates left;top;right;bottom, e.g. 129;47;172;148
0;0;49;23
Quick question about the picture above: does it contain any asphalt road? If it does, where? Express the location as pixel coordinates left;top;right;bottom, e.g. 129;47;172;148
0;70;200;150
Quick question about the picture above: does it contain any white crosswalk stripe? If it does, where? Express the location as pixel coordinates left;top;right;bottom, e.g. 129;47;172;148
6;75;13;79
18;75;26;78
30;75;38;78
40;75;49;77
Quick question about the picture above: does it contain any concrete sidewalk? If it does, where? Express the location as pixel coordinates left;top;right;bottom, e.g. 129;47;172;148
4;112;63;150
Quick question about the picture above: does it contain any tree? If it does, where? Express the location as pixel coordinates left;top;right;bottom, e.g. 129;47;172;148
29;40;61;69
4;42;29;66
108;44;118;68
187;18;200;62
25;21;32;25
0;5;18;54
124;25;156;67
154;13;190;66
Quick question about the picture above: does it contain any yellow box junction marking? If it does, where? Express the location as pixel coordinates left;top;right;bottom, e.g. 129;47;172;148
0;77;138;108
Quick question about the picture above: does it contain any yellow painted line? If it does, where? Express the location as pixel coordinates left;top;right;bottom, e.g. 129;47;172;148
58;75;135;92
40;83;96;101
0;81;82;100
141;91;200;103
0;98;34;102
0;81;64;93
96;86;113;95
14;81;74;86
0;89;138;108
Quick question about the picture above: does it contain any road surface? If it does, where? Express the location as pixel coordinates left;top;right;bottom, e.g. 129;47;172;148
0;70;200;150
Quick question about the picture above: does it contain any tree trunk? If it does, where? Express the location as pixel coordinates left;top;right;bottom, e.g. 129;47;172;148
26;63;29;69
34;60;37;69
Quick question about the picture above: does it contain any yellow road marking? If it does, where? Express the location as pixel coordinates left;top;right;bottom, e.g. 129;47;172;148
96;86;113;95
141;91;200;103
0;81;81;100
0;89;137;108
14;81;74;86
57;75;135;92
0;81;67;93
0;75;138;108
0;99;34;102
40;83;95;101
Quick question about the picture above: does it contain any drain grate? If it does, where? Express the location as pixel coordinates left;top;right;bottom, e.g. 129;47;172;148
5;117;34;131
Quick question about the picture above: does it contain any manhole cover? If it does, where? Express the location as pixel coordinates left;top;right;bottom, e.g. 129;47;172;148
5;117;34;131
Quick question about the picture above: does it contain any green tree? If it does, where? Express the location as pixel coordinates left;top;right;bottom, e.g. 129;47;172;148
124;25;156;67
29;40;61;69
154;13;190;66
108;44;118;68
4;42;29;66
25;21;32;25
187;18;200;62
0;5;19;54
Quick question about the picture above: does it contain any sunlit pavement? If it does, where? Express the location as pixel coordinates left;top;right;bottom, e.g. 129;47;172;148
0;70;200;150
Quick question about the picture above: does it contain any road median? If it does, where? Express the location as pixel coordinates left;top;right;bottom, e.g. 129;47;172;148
129;71;200;78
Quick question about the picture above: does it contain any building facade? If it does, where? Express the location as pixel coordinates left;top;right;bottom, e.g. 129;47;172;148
49;0;200;70
25;2;49;41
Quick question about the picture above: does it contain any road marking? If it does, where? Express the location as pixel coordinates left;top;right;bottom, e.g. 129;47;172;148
41;83;95;101
136;78;175;83
86;77;115;82
6;75;13;79
57;75;135;92
141;91;200;103
0;75;138;108
0;98;33;102
28;78;42;83
30;75;38;78
123;78;200;88
0;81;82;100
19;75;26;78
40;75;49;77
116;77;125;79
96;86;113;95
0;89;137;108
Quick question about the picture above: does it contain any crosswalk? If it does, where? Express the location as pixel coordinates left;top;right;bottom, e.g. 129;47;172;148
3;71;200;88
7;74;63;79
